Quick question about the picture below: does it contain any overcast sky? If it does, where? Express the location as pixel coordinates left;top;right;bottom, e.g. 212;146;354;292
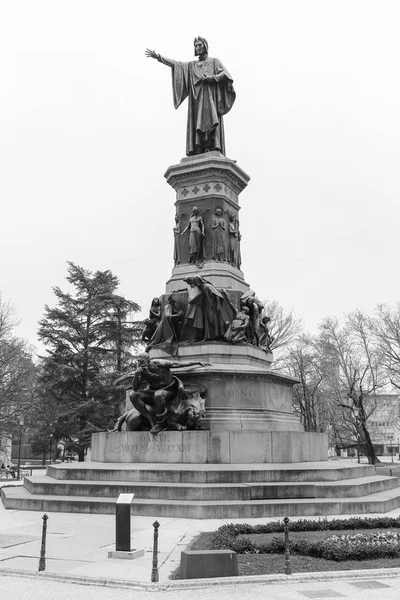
1;0;400;351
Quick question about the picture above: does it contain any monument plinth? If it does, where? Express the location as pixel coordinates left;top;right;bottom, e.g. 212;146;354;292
142;152;310;442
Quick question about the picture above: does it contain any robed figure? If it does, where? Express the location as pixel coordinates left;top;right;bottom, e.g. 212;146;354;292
145;37;235;156
147;294;183;352
180;206;205;266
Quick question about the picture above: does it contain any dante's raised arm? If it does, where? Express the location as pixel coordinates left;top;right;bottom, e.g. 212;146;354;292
145;48;174;68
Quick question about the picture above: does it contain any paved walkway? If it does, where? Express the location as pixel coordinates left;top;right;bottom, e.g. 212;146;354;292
2;463;400;596
4;572;400;599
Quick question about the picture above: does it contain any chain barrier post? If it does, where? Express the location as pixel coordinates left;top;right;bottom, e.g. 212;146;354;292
38;513;49;572
283;516;292;575
151;520;160;582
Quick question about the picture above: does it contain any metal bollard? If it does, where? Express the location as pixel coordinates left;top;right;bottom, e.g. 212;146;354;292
38;514;49;572
283;516;292;575
151;520;160;583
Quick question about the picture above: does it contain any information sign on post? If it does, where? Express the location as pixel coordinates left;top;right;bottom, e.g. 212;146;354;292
108;493;145;560
116;493;135;552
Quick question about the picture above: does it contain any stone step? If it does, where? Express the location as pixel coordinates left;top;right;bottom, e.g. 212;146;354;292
24;474;399;501
47;461;376;483
3;484;400;519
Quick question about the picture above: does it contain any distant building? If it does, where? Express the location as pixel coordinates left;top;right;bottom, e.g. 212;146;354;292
367;394;400;456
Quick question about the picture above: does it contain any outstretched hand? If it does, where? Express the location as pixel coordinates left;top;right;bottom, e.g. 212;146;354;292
145;48;158;59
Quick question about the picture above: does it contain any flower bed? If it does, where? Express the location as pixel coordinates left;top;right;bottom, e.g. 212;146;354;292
210;517;400;561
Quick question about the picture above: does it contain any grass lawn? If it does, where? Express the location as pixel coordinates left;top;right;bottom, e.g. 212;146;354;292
172;528;400;577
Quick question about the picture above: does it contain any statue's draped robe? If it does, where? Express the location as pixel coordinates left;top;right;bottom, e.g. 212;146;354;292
213;216;226;260
197;279;236;340
186;285;204;331
187;216;205;263
162;56;236;156
148;303;181;348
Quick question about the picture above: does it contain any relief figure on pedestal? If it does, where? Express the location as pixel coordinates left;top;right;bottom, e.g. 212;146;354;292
212;208;227;262
259;316;275;354
145;37;235;156
228;212;241;269
224;306;250;344
128;352;206;433
173;214;181;265
147;294;183;350
180;206;205;267
240;291;264;346
141;297;161;343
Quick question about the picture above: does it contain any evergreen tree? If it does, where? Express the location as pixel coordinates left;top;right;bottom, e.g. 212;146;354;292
38;262;140;460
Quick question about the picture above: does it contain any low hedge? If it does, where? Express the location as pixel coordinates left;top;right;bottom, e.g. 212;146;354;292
210;517;400;561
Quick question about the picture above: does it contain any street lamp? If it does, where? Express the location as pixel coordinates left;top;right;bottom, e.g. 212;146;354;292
354;407;360;464
17;417;24;480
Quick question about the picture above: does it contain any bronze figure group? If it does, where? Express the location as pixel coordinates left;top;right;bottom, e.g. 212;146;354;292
127;353;206;434
142;282;274;354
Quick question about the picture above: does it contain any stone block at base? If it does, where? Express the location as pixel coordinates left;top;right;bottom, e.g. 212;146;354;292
108;549;145;559
180;550;238;579
91;430;328;464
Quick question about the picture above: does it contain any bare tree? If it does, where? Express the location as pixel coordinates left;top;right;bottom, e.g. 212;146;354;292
284;334;328;432
0;295;37;454
318;311;387;464
262;299;302;367
372;303;400;390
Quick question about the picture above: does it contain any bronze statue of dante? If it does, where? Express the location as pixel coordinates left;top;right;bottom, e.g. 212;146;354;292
145;37;235;156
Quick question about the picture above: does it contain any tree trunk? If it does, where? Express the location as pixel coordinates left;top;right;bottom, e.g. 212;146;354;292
361;421;380;464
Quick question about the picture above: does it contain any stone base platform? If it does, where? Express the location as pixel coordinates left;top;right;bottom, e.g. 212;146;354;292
3;461;400;519
91;430;327;464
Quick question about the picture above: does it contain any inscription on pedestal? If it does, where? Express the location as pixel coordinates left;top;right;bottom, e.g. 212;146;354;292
224;388;261;399
120;433;191;455
92;430;328;464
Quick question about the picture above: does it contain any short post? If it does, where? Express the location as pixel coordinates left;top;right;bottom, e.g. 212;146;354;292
38;514;49;572
151;520;160;583
17;418;24;480
49;433;53;464
116;493;135;552
283;516;292;575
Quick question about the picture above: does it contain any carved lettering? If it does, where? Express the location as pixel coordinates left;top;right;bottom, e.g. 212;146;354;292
226;388;261;399
120;442;191;453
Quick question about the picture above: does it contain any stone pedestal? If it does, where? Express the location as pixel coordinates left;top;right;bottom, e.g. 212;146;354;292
165;151;250;292
149;342;300;434
117;154;327;473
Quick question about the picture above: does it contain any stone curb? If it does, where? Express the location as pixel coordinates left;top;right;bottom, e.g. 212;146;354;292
0;567;149;590
2;565;400;591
